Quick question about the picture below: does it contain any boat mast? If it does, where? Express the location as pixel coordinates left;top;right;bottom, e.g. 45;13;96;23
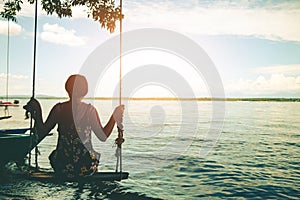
6;18;10;103
3;17;10;117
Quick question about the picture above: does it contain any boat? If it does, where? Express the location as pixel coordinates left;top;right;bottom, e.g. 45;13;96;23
0;101;19;120
0;116;12;120
0;101;19;107
0;128;29;134
0;128;39;167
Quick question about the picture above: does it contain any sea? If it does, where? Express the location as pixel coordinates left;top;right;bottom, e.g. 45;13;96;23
0;99;299;200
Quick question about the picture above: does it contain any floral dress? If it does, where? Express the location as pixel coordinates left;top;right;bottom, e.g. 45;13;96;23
49;102;101;178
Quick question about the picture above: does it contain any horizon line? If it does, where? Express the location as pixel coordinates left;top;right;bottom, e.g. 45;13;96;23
1;96;299;102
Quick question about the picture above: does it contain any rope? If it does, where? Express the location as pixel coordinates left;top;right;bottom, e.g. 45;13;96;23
119;1;122;107
28;0;39;171
115;0;124;175
32;0;38;98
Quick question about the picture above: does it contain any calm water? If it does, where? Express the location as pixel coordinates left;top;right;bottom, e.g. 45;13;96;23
0;99;299;199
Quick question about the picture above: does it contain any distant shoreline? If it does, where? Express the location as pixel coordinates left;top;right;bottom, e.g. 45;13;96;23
1;96;299;102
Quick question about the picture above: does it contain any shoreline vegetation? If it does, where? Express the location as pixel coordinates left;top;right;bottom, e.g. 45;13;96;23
1;96;299;102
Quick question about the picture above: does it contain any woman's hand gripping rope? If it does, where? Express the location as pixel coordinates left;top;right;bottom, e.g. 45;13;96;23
113;105;125;147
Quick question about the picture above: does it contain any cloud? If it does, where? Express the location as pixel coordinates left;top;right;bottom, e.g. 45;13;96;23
0;73;66;97
125;0;300;42
225;64;300;96
5;0;299;42
0;20;23;35
40;23;86;46
0;73;30;96
252;64;300;76
0;73;28;80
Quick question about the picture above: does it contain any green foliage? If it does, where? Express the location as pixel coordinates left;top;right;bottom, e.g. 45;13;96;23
41;0;72;18
1;0;23;21
0;0;123;33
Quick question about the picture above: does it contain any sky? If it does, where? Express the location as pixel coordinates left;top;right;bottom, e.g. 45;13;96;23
0;0;300;98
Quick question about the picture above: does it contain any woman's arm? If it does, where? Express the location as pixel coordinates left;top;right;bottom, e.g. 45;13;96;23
90;105;124;141
40;104;59;134
24;98;58;139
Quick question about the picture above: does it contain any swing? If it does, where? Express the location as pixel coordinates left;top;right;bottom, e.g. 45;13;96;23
26;0;128;182
0;0;128;182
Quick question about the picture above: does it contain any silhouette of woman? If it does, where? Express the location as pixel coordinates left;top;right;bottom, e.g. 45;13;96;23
24;74;124;178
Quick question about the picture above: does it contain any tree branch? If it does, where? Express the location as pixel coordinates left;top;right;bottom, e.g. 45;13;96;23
0;0;123;32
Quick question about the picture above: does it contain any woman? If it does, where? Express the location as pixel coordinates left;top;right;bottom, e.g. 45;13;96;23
24;74;124;178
